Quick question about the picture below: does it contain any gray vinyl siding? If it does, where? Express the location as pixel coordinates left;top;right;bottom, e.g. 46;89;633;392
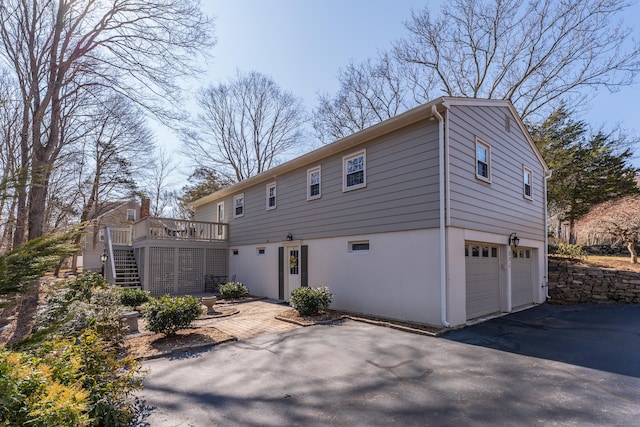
447;105;546;240
196;119;441;246
193;200;217;222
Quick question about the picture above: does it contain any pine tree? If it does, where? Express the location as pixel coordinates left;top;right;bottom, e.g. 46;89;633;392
529;106;639;242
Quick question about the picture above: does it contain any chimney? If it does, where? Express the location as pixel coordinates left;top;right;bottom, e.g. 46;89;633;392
140;197;150;219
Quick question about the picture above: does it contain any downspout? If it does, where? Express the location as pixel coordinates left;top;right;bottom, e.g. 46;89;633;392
432;105;450;327
544;169;553;299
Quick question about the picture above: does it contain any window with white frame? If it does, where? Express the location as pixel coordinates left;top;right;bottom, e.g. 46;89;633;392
217;201;224;222
126;209;136;221
216;201;225;237
523;167;533;200
343;149;366;191
475;138;491;181
234;194;244;218
266;183;276;210
348;240;370;253
307;166;321;200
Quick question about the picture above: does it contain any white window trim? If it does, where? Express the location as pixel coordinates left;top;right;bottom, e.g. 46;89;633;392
233;193;245;218
307;166;322;200
523;166;533;200
348;240;370;253
342;149;367;192
266;182;276;210
126;209;136;221
475;137;491;183
257;247;266;256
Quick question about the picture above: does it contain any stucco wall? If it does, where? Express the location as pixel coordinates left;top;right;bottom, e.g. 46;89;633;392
229;228;443;326
548;258;640;304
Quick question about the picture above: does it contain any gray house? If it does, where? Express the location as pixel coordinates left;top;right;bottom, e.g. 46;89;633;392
81;199;141;273
191;97;550;327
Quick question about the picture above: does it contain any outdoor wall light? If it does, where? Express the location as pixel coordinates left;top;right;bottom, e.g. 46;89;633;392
508;233;520;247
100;252;108;277
286;233;293;241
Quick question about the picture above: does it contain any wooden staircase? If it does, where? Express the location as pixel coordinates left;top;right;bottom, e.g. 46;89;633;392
113;248;141;288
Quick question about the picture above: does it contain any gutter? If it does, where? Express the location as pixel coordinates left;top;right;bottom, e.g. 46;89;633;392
432;105;450;327
544;169;553;299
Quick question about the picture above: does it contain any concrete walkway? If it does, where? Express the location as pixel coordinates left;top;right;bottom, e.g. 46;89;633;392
195;299;300;340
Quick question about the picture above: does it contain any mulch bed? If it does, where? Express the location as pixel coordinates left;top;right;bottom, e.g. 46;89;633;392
124;326;235;360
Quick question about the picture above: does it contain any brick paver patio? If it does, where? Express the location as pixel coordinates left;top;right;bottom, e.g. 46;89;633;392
204;299;300;339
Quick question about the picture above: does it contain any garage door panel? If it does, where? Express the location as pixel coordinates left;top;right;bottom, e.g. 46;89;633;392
465;244;500;320
512;248;534;308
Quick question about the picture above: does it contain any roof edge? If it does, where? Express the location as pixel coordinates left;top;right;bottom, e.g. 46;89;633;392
191;97;449;207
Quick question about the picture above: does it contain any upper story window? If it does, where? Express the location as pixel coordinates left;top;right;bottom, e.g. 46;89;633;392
343;149;366;192
266;183;276;210
217;201;224;222
307;166;321;200
234;194;244;218
523;167;533;200
475;138;491;182
126;209;136;221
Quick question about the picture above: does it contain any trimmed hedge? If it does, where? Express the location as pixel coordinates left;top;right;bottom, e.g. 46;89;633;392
219;282;249;299
289;286;332;316
120;288;150;308
143;295;203;336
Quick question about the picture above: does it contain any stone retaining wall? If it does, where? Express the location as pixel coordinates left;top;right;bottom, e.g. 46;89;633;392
548;258;640;304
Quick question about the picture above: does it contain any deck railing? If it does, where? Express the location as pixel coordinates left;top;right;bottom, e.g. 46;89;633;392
109;226;132;246
104;227;117;285
132;217;228;243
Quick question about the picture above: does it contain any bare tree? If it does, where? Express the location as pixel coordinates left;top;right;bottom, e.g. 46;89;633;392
184;71;307;182
576;195;640;263
395;0;640;120
146;147;179;217
313;53;412;143
0;0;213;243
0;70;22;252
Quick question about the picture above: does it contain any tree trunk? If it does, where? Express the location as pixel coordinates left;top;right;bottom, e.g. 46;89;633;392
627;240;638;264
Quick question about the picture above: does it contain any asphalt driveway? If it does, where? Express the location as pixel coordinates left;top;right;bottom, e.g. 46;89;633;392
136;304;640;426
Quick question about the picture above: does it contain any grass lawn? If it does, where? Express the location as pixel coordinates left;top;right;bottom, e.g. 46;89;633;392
582;255;640;273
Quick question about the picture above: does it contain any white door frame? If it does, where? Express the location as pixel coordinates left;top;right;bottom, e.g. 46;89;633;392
284;244;301;300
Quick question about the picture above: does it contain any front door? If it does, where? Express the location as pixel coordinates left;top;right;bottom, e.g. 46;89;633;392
285;246;301;300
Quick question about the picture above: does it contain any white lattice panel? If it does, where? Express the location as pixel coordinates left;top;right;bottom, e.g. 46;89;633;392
149;247;175;296
178;248;204;294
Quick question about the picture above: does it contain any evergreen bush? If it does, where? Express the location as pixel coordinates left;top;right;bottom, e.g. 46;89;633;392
143;295;203;336
289;286;332;316
120;287;150;308
5;273;143;426
219;281;249;299
554;243;587;260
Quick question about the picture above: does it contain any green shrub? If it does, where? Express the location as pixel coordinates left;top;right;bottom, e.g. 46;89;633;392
29;278;126;346
6;272;144;427
67;271;106;302
289;286;333;316
219;281;249;299
0;349;90;426
554;243;587;260
120;287;149;308
143;295;203;336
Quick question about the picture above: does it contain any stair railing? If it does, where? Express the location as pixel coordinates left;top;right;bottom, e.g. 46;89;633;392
104;227;117;285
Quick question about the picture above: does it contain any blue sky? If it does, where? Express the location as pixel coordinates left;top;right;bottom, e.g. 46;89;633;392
168;0;640;172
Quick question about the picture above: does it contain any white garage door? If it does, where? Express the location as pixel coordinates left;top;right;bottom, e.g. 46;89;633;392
512;248;534;308
465;243;501;320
